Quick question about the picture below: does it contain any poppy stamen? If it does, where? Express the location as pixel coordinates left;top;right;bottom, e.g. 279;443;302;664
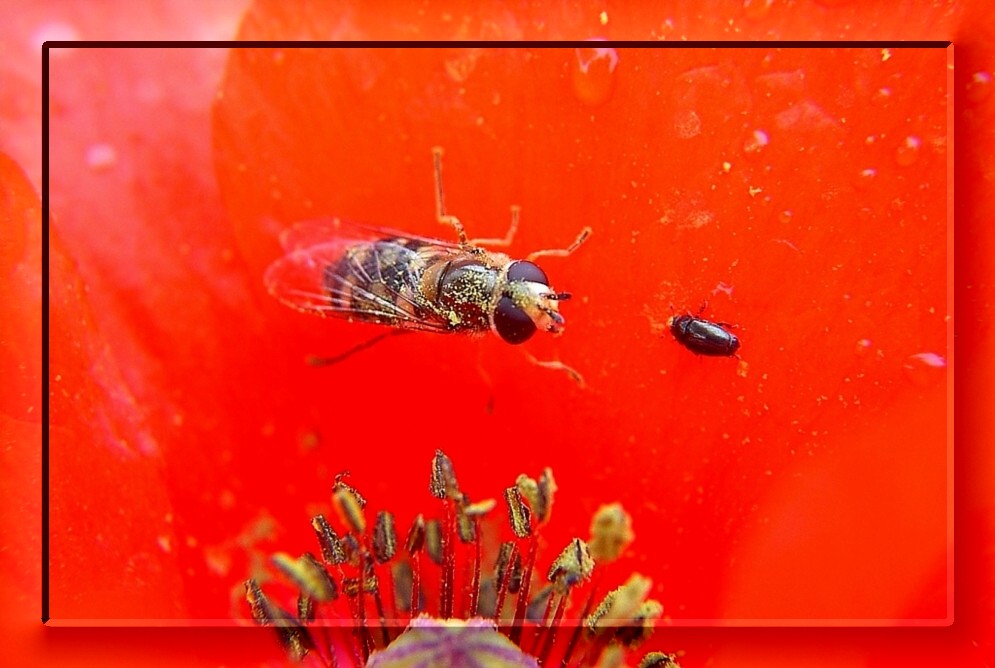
245;450;680;667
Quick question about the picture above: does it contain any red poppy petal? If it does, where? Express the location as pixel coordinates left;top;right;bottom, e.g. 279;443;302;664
214;35;949;630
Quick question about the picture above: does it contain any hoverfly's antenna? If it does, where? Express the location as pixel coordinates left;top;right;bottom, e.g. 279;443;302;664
432;147;472;248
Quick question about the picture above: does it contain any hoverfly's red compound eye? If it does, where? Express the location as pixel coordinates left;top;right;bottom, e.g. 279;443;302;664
506;260;549;286
494;296;537;344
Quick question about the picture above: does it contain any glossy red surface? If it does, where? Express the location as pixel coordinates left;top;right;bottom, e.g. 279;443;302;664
1;0;992;666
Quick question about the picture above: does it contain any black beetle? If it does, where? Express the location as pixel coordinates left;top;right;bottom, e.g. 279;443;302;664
668;310;740;357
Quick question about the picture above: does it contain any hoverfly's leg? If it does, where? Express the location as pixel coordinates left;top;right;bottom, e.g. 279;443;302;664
525;226;592;262
307;330;412;367
522;352;586;388
469;205;520;249
432;146;471;248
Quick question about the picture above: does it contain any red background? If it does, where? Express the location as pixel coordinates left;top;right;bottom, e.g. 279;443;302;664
209;43;948;625
1;1;991;666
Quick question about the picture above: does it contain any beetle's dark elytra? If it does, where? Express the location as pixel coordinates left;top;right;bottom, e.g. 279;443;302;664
670;314;740;357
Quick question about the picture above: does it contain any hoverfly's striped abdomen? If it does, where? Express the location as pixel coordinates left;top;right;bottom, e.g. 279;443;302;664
324;238;435;327
322;236;508;335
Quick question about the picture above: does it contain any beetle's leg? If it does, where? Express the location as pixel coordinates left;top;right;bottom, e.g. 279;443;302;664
526;226;592;262
432;146;471;248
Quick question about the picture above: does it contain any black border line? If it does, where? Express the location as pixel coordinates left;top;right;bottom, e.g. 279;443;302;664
41;41;50;625
41;39;950;49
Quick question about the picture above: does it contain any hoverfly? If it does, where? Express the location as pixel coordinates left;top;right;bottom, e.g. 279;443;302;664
264;148;591;382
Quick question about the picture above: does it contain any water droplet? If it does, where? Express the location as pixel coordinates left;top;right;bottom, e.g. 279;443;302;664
909;352;945;367
873;87;892;104
855;167;876;189
903;352;946;387
778;210;793;224
895;135;921;167
966;71;992;104
744;129;769;152
572;44;619;107
85;143;117;171
854;338;873;355
673;109;702;138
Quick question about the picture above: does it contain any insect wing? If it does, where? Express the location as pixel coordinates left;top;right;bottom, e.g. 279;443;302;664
278;219;372;252
265;229;457;333
686;319;739;356
264;239;359;316
278;219;465;253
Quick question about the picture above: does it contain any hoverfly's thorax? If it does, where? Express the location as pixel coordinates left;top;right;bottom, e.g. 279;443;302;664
426;258;500;330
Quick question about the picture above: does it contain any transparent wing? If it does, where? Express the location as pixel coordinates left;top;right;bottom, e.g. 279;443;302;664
277;218;467;253
264;232;458;334
264;241;349;314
